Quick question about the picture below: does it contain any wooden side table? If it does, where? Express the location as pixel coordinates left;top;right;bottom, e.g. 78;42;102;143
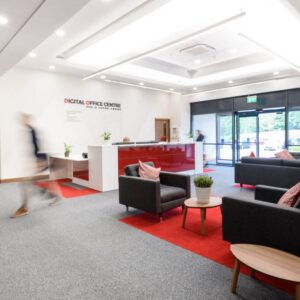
230;244;300;299
182;196;222;235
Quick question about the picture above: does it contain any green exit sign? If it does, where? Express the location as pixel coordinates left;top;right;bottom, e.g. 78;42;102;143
247;95;257;103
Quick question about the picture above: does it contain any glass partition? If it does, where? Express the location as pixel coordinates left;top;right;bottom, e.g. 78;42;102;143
288;108;300;153
259;110;285;157
237;113;257;160
192;114;216;166
217;114;233;164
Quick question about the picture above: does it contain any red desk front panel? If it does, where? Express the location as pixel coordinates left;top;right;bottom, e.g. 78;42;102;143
118;144;195;175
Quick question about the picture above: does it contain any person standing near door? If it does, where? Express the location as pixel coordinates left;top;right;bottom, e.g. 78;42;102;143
196;130;205;142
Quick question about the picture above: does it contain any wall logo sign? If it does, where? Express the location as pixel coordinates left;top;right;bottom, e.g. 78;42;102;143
64;98;121;111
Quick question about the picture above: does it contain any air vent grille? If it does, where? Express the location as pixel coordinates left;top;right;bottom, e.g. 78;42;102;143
180;43;215;56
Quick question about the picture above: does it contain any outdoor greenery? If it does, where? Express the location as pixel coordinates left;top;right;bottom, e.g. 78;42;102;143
288;111;300;130
194;175;214;188
289;146;300;152
219;115;232;142
219;111;300;139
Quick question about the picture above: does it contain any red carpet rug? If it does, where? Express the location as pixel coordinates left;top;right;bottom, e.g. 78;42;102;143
203;168;216;173
120;207;293;294
36;179;100;198
233;183;255;190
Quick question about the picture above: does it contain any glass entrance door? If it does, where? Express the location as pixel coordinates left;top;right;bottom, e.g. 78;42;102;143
258;110;285;157
237;108;286;160
237;112;258;160
217;114;233;164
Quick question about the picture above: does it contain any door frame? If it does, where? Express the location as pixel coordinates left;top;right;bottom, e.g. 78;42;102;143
236;108;286;161
155;118;170;142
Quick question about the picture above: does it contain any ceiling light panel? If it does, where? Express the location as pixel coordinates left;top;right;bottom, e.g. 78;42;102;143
68;0;243;69
239;0;300;68
0;16;8;25
185;59;287;87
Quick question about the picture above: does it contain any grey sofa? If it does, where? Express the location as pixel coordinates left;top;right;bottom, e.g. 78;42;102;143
235;157;300;188
222;185;300;256
119;162;190;220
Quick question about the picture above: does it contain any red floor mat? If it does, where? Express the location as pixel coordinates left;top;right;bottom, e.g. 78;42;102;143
233;184;256;190
120;207;293;294
203;168;216;173
36;179;100;198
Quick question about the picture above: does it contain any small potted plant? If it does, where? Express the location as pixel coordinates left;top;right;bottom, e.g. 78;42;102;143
64;143;72;158
194;175;214;204
188;132;193;142
101;131;111;145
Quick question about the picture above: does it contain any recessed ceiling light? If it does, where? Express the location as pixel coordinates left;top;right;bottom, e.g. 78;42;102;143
194;59;201;64
139;82;144;86
273;71;280;75
49;65;56;70
29;52;37;58
0;16;8;25
228;80;234;84
56;30;65;37
193;87;198;91
230;49;237;54
169;88;174;91
100;75;106;79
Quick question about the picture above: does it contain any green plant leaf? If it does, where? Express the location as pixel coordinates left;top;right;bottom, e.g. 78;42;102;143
193;175;213;188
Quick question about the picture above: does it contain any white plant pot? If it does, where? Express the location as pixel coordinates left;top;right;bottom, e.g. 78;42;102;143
195;187;212;204
103;140;111;146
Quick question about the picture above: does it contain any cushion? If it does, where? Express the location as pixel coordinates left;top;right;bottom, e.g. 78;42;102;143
138;160;161;180
275;149;295;160
249;151;256;158
124;162;154;177
278;182;300;207
160;184;186;203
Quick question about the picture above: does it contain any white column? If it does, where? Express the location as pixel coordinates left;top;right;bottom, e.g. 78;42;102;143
195;142;203;174
88;145;118;192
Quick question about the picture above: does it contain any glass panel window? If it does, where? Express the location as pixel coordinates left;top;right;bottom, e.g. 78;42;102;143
259;111;285;158
238;115;257;159
288;109;300;152
217;114;233;164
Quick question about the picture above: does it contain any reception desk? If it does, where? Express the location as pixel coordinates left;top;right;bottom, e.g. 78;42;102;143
118;143;200;175
50;142;203;192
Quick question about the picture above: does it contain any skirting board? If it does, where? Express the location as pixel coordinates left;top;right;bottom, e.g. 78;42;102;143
0;174;49;184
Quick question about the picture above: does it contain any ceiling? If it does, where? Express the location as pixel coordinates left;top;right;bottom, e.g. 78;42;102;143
0;0;90;76
2;0;300;94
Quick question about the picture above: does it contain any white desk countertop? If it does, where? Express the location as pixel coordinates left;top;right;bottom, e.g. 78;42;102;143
117;142;197;148
50;154;88;162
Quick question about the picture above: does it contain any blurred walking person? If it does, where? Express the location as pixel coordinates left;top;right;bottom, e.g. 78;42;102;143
10;113;62;218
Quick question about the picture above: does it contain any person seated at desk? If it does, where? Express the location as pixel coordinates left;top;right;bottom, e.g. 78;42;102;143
123;137;130;143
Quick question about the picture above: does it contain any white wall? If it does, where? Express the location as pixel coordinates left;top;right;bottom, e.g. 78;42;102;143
169;93;190;141
0;67;174;179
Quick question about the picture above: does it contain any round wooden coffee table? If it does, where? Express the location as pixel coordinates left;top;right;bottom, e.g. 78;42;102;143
230;244;300;299
182;196;222;235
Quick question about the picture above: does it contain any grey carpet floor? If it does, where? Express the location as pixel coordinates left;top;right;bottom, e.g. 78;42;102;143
0;166;292;300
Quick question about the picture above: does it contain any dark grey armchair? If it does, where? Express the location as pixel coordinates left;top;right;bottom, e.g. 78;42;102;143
222;185;300;256
119;162;191;221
